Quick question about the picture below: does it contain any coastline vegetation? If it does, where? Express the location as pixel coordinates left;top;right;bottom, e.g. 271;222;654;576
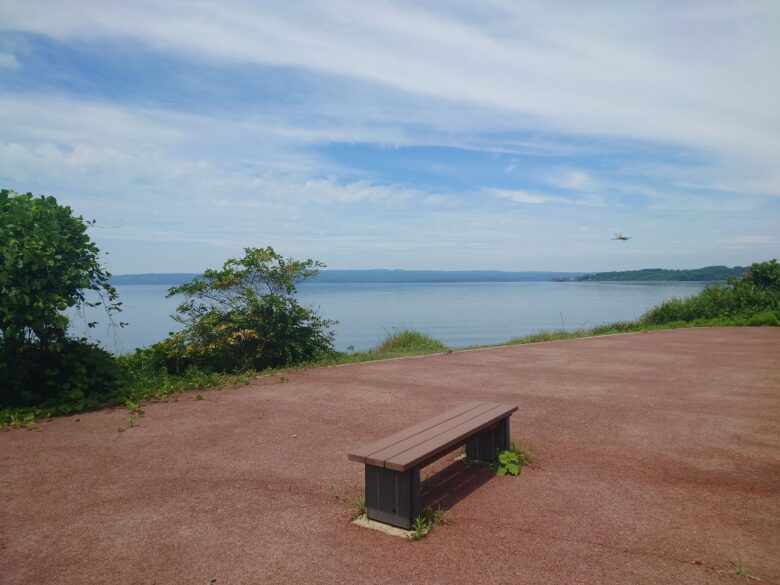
3;259;779;427
557;264;748;282
324;329;449;365
2;190;778;427
1;189;123;418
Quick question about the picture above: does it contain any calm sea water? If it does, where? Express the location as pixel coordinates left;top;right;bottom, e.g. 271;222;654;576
70;281;708;354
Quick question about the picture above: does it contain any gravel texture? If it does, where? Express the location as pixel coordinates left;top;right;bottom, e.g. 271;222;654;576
2;327;779;584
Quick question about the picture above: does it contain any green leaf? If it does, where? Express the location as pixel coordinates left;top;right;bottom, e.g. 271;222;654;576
506;462;520;476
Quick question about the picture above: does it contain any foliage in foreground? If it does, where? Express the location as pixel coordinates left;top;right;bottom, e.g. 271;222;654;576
640;259;779;325
0;353;253;427
491;440;536;476
0;189;122;407
2;328;449;425
2;245;334;425
156;247;335;373
493;450;521;476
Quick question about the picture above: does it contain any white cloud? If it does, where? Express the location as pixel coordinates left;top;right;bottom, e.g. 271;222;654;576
2;1;778;176
544;169;595;192
490;188;604;207
492;189;553;205
0;2;778;270
0;94;184;147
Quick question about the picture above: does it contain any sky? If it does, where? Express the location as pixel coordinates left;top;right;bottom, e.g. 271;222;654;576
1;1;779;273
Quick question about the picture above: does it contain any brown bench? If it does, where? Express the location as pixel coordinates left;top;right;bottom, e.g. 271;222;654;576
348;401;518;529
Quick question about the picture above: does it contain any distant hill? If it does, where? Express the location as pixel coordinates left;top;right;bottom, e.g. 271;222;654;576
312;270;585;283
110;270;587;285
554;265;748;283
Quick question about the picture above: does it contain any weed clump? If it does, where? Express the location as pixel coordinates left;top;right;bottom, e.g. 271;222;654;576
718;557;762;581
406;506;446;541
323;329;448;366
493;441;535;476
372;329;448;355
509;440;535;469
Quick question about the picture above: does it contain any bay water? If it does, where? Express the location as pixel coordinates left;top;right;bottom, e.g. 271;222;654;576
71;281;708;354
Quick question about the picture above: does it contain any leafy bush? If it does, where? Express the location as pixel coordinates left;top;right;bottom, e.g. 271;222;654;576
0;189;120;346
116;347;253;402
745;259;780;289
0;337;121;408
747;310;780;326
641;259;779;325
0;189;122;407
156;247;335;373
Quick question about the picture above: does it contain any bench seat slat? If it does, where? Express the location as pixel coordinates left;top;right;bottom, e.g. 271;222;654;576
364;401;504;468
347;400;487;464
384;403;518;471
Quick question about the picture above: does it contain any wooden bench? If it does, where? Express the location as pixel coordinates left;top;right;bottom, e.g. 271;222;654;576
348;401;518;529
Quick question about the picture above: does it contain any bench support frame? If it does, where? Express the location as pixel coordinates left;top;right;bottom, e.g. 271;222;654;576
466;417;510;462
365;464;420;529
364;416;511;529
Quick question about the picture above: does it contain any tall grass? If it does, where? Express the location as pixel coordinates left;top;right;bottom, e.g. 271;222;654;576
324;329;449;365
372;329;448;354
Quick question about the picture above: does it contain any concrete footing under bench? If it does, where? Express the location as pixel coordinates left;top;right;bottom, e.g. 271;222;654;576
351;514;413;539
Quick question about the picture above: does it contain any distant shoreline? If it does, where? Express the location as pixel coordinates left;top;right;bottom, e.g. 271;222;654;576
109;270;587;286
552;265;748;283
109;264;753;285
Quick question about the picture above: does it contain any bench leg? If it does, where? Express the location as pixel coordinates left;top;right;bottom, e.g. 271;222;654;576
364;464;420;530
466;416;510;462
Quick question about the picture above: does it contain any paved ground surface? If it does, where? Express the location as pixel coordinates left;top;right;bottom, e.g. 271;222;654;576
2;327;779;585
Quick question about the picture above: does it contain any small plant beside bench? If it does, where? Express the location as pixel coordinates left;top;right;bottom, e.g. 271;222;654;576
348;401;518;529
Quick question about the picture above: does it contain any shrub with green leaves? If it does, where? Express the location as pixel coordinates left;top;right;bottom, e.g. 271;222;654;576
156;247;335;373
0;338;121;409
641;259;780;325
0;189;122;407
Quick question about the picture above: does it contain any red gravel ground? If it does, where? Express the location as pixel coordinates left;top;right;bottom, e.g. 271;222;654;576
2;327;779;585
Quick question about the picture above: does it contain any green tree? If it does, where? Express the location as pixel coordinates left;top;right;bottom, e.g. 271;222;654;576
641;259;780;325
158;246;335;372
741;258;780;291
0;189;121;406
